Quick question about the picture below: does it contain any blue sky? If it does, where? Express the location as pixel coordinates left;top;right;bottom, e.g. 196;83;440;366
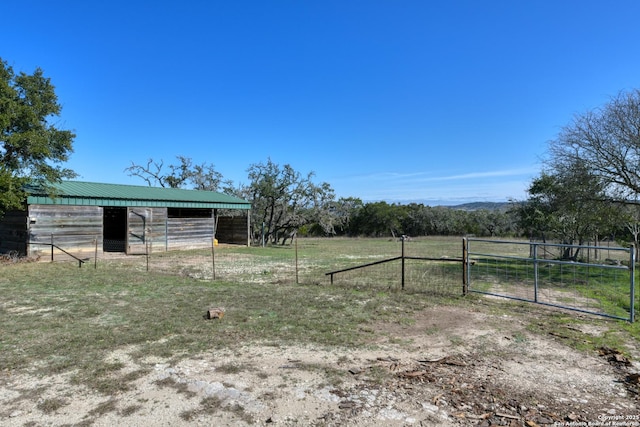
4;1;640;205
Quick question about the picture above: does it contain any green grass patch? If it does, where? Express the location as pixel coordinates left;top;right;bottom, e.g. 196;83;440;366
469;255;637;320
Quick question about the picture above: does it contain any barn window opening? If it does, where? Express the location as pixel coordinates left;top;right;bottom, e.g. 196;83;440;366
168;208;212;218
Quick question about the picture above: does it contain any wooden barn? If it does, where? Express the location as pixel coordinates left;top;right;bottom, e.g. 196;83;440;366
0;181;251;258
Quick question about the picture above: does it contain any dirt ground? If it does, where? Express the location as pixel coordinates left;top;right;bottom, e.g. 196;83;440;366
1;304;639;426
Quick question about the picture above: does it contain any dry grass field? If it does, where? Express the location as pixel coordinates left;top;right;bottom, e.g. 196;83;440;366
1;238;639;426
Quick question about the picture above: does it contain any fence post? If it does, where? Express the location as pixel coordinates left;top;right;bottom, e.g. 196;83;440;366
401;235;406;290
51;234;54;262
295;232;299;285
462;238;468;295
533;242;539;303
630;245;636;323
211;236;216;280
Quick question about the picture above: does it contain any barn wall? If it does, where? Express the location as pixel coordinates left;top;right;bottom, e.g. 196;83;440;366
27;205;102;259
127;207;168;254
217;216;248;245
0;210;29;255
8;202;249;260
151;208;168;252
167;217;215;250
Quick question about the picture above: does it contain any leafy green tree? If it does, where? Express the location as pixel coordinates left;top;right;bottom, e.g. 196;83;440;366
618;203;640;258
425;206;458;235
243;159;335;245
472;209;511;237
518;161;618;259
0;58;76;216
350;201;404;237
400;203;431;236
311;196;363;237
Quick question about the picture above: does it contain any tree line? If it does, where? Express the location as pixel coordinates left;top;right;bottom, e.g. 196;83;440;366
3;57;640;252
124;156;521;244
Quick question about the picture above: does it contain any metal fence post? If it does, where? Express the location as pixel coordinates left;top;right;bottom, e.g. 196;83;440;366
211;236;216;281
295;232;299;285
630;245;636;323
462;238;468;295
401;235;405;290
533;242;539;303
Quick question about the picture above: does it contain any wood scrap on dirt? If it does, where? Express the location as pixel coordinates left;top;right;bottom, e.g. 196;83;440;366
204;307;225;319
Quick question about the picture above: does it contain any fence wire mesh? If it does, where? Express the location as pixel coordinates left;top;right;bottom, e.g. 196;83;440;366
466;238;636;321
48;235;636;320
89;237;463;296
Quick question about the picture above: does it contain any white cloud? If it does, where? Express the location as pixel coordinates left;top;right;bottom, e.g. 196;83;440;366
333;166;539;204
346;166;537;183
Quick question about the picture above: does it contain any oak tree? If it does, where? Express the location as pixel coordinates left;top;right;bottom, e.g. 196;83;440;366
125;156;224;191
549;89;640;202
0;58;76;216
242;159;335;245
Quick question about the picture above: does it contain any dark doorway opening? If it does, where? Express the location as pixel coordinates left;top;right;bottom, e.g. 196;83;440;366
103;207;127;252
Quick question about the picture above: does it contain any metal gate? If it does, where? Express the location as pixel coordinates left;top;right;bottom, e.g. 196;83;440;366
127;208;151;255
464;238;636;322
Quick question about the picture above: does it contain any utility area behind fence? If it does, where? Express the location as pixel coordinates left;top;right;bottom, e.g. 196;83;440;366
464;238;636;322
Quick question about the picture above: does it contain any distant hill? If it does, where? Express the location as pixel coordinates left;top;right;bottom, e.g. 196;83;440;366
447;201;511;211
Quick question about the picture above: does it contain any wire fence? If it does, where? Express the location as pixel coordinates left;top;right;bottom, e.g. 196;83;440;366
76;236;465;296
39;235;637;321
464;238;637;322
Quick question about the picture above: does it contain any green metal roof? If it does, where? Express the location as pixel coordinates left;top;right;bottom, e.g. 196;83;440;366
26;181;251;209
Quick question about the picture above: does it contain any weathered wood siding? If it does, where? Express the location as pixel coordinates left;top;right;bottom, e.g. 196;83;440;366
27;205;102;258
217;216;248;245
150;208;168;252
0;210;28;254
167;217;215;250
127;207;167;254
0;203;248;259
